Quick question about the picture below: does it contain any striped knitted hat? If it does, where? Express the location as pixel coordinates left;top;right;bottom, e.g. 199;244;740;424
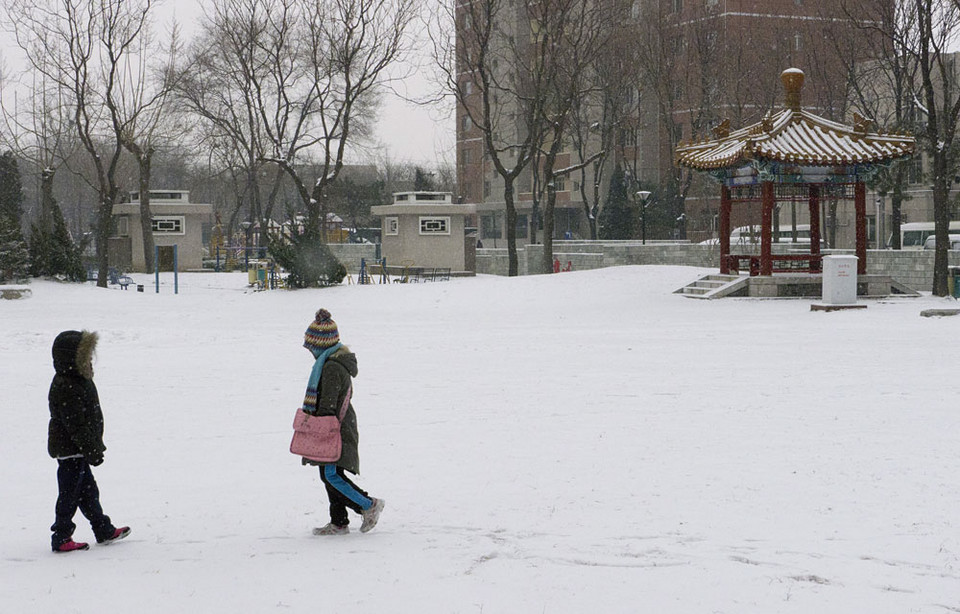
304;308;340;352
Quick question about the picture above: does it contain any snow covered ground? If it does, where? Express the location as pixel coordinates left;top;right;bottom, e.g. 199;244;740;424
1;266;958;613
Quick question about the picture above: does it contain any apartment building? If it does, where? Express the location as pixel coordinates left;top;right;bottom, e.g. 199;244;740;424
456;0;879;245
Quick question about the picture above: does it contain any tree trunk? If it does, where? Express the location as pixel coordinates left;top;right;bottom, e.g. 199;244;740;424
95;195;115;289
890;181;903;249
504;181;518;276
589;177;601;240
932;154;951;296
40;168;55;232
542;184;557;274
138;155;155;273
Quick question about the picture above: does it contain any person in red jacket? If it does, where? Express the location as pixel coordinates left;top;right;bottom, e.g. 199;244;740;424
47;330;130;553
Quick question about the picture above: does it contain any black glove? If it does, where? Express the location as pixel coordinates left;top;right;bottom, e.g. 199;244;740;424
87;452;104;466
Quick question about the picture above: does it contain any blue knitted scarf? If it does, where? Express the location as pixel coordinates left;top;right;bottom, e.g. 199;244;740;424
303;343;343;412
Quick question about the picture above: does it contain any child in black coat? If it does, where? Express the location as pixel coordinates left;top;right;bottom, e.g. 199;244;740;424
47;330;129;552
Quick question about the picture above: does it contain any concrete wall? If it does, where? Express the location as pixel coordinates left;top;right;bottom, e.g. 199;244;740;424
476;241;960;292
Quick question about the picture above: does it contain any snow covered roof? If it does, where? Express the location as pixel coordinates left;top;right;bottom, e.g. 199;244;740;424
675;70;915;171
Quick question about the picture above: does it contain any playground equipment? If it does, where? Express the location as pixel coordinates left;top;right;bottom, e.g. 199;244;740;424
246;259;284;290
352;257;450;284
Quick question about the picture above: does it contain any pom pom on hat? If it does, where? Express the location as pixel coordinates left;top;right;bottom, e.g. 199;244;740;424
304;308;340;351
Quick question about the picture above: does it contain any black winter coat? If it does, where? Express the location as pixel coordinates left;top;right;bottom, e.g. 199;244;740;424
302;347;361;474
47;330;106;464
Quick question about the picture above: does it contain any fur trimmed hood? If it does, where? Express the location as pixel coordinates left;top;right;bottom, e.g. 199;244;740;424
52;330;98;379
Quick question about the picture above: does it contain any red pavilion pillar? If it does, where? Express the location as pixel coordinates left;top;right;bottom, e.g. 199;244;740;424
855;181;867;274
719;184;732;274
809;185;821;272
760;181;774;276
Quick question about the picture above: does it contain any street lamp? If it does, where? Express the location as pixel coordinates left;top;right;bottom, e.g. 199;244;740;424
636;191;651;244
240;220;252;271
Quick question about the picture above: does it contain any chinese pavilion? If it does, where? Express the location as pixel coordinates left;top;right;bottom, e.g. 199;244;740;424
675;68;915;278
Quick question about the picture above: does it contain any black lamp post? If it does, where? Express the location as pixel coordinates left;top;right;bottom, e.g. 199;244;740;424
636;191;651;244
240;220;252;271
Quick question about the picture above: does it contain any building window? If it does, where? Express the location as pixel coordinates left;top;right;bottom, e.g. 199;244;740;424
481;214;502;239
151;216;184;235
115;216;129;237
672;0;682;13
483;180;491;198
419;216;450;235
553;174;566;192
461;115;472;133
908;156;923;184
516;214;528;239
462;148;473;165
385;217;399;236
794;33;802;51
133;191;183;201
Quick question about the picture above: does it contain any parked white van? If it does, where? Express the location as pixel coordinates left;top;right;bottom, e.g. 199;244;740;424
890;221;960;250
922;234;960;250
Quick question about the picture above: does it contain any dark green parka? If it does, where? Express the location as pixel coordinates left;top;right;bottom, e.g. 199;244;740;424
47;330;106;464
303;346;360;474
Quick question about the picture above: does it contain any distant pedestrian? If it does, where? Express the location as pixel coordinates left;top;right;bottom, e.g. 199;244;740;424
47;330;130;553
299;309;384;535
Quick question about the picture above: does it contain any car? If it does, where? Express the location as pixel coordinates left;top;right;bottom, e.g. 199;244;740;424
922;234;960;250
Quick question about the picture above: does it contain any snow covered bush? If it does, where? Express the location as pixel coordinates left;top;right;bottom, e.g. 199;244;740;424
269;231;346;288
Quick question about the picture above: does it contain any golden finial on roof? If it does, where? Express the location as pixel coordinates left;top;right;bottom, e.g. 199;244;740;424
781;68;804;112
712;118;731;139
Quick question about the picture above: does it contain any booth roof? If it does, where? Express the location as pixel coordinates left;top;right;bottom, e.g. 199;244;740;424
675;108;915;171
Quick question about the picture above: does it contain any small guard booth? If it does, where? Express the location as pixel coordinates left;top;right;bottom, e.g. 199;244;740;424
675;68;915;288
371;192;476;274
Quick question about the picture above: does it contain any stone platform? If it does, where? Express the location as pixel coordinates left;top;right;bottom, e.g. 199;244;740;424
743;274;918;298
677;273;919;299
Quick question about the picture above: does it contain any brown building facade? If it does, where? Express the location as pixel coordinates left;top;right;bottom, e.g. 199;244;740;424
456;0;881;245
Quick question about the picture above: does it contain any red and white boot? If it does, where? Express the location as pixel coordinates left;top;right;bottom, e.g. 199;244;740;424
53;540;90;553
97;527;131;545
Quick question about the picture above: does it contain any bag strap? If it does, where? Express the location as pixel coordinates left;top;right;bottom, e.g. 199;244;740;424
337;384;353;422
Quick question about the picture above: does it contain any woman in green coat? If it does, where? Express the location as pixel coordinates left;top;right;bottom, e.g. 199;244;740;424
300;309;384;535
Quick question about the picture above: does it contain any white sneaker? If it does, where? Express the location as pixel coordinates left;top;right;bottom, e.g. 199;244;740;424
359;498;385;533
312;523;349;536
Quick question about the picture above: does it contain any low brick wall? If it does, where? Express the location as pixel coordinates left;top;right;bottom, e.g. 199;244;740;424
476;241;960;291
328;243;379;274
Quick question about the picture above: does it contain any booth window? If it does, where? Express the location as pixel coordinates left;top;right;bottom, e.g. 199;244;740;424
385;217;399;235
419;216;450;235
151;216;185;235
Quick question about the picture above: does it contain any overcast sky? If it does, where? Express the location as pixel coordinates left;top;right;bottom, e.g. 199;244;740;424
1;0;454;168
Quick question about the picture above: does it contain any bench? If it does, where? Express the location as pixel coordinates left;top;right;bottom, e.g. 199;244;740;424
726;254;822;276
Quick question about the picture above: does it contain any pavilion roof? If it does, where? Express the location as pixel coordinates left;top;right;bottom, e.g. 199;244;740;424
675;70;916;171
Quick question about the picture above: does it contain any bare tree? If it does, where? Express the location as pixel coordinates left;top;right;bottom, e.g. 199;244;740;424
117;25;184;272
530;0;619;273
839;0;919;250
0;60;78;239
10;0;156;287
177;0;275;246
437;0;573;276
181;0;413;244
914;0;960;295
567;14;642;242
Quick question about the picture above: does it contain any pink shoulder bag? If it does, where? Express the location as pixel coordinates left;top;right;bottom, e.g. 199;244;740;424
290;385;352;463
